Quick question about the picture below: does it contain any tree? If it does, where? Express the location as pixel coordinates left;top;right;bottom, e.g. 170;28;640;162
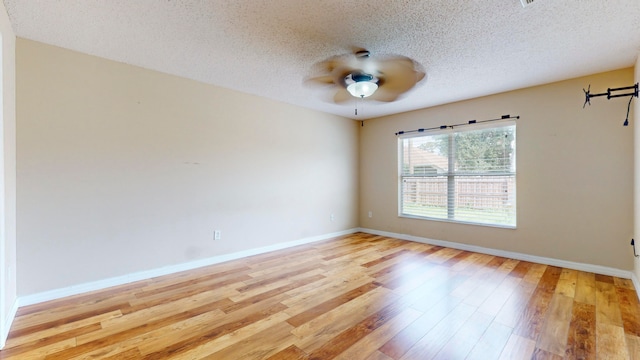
455;126;515;173
416;126;515;173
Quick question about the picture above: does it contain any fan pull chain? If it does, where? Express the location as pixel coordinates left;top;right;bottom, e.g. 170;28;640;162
354;95;365;116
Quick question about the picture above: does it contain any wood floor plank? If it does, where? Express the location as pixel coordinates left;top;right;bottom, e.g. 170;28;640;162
140;302;290;360
498;334;536;360
43;298;235;359
379;262;438;291
595;274;615;284
523;263;550;286
134;265;251;298
565;302;596;360
78;291;234;344
615;277;636;290
386;262;442;296
14;282;146;318
449;252;494;273
365;350;394;360
282;271;375;313
265;345;309;360
617;286;640;337
449;260;500;300
508;260;533;279
165;312;293;360
0;338;76;360
378;295;463;359
513;266;562;340
1;233;639;360
368;258;426;285
306;300;405;360
456;260;513;307
221;274;323;313
334;307;422;360
493;280;537;328
398;302;476;359
441;249;474;267
101;347;143;360
626;334;640;360
0;323;101;358
464;320;513;360
401;269;469;312
202;321;297;360
292;287;397;353
596;322;630;360
133;309;236;355
125;278;245;313
531;348;564;359
555;268;578;298
536;293;573;356
361;249;412;268
423;247;464;264
229;269;326;302
575;271;597;305
286;282;379;327
596;280;624;327
431;310;494;359
10;302;129;338
4;310;121;349
478;276;522;317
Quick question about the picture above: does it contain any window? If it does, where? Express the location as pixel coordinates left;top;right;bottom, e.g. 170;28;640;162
399;121;516;227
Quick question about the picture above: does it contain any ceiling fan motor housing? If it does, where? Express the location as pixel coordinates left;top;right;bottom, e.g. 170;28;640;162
351;73;375;83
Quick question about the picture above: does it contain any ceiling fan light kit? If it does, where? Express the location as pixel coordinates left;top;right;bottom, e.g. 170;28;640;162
307;49;426;111
346;73;378;98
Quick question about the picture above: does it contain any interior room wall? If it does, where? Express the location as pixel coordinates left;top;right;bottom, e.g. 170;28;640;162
16;39;359;297
634;55;640;284
0;1;16;349
360;68;634;271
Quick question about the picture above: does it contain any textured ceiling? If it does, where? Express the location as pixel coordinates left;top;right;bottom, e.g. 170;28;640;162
4;0;640;119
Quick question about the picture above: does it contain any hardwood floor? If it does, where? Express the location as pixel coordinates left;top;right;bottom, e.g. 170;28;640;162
2;232;639;359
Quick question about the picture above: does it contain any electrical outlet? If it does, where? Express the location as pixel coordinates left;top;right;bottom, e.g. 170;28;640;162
214;230;221;240
368;211;373;218
330;214;335;222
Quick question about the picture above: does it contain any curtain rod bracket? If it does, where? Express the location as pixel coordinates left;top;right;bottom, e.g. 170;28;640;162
583;83;638;126
396;115;519;136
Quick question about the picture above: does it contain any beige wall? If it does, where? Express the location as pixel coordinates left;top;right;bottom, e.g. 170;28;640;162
360;68;634;270
16;39;359;296
0;0;16;347
634;55;640;282
13;37;638;299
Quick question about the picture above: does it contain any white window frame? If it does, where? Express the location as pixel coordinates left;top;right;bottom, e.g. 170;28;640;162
398;120;516;228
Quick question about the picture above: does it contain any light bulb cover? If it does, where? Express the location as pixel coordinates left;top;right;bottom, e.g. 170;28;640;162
347;81;378;98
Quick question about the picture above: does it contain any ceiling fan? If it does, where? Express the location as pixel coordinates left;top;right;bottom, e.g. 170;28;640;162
307;49;426;103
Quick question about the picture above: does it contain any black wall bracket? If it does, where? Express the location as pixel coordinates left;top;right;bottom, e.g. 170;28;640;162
632;238;639;258
583;83;638;126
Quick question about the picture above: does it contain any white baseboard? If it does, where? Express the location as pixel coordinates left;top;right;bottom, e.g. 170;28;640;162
359;228;634;280
19;228;359;307
0;298;18;349
15;227;639;308
632;273;640;300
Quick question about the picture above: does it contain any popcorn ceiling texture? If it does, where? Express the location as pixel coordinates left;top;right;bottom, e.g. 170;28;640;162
4;0;640;119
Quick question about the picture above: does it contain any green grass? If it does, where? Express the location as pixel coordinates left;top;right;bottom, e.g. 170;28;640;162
402;203;515;227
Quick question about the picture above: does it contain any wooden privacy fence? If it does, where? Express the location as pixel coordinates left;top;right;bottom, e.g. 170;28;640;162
402;176;515;210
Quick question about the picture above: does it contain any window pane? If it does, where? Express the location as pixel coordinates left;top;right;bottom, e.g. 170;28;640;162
399;121;516;228
401;134;449;176
453;175;516;226
454;126;515;174
401;176;448;219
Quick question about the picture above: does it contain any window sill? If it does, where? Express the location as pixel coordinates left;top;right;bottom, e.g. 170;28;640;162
398;213;517;229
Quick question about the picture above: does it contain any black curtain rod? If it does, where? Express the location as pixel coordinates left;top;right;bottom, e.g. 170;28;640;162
395;114;520;136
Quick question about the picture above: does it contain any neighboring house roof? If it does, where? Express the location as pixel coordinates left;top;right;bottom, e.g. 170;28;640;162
402;144;448;174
